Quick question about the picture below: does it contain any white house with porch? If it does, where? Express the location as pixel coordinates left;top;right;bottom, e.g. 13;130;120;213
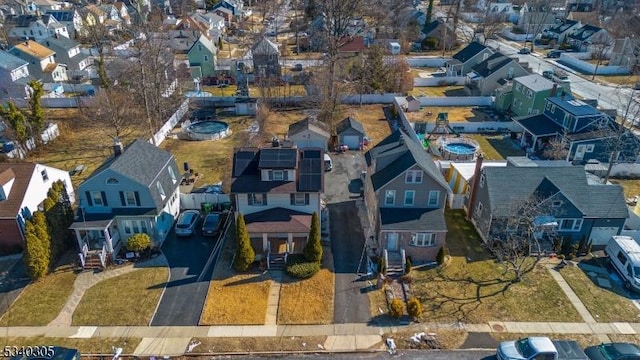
69;139;181;269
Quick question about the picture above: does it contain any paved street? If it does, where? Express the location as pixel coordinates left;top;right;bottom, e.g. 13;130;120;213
151;228;219;326
325;152;371;324
209;350;496;359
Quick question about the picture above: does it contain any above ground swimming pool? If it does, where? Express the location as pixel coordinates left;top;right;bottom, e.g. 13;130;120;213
184;120;231;141
440;138;479;161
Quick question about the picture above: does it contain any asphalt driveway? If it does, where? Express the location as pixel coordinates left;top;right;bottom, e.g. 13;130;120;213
151;227;219;326
326;152;371;324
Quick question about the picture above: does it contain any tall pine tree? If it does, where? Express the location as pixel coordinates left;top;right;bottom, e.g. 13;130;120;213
234;214;255;271
303;212;322;263
27;80;45;142
24;213;51;280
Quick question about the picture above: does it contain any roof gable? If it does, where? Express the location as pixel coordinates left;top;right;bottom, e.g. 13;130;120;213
287;117;330;137
336;116;365;135
471;52;514;77
188;34;216;55
11;40;55;59
251;36;279;56
0;50;29;71
0;163;37;218
452;41;489;62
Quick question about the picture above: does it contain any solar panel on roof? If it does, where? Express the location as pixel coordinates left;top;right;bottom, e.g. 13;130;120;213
303;149;321;159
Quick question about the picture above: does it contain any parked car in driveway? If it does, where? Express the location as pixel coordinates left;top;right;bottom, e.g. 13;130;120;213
547;50;563;58
175;210;201;237
584;342;640;360
201;212;222;237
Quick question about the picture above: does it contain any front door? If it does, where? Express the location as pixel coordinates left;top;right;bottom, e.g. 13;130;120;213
575;144;586;161
387;233;399;251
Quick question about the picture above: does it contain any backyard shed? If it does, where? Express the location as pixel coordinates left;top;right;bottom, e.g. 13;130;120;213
287;117;330;150
337;116;366;150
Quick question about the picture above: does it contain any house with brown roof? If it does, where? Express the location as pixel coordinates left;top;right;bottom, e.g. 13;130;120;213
9;40;66;82
231;146;324;269
0;162;74;254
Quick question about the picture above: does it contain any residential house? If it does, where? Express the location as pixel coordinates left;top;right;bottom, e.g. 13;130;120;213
445;41;494;76
213;7;233;26
410;10;426;26
69;139;181;268
336;116;367;150
487;2;517;21
465;52;530;96
419;19;457;49
251;36;280;78
99;4;123;31
514;95;640;162
510;74;558;116
542;19;581;44
0;50;31;99
192;12;225;39
443;159;507;209
113;2;131;25
0;162;74;254
286;118;330;151
231;147;324;263
46;9;84;38
566;24;610;52
81;5;105;26
212;0;242;17
170;28;203;54
29;0;61;13
517;3;558;32
364;129;451;264
337;35;366;56
6;13;69;41
187;34;217;79
609;37;636;68
9;40;67;82
38;35;91;79
565;0;596;12
468;165;628;248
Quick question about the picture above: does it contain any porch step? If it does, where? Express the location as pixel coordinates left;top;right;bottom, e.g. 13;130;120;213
386;265;404;278
82;255;104;271
269;254;286;271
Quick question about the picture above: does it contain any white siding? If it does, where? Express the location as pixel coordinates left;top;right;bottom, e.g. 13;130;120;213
19;164;75;217
236;193;321;215
288;130;329;150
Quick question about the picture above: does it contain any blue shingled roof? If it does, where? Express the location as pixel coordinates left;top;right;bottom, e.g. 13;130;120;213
0;50;28;71
514;114;562;136
546;96;601;116
452;41;488;62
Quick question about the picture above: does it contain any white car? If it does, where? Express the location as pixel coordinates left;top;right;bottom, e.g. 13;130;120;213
175;210;201;237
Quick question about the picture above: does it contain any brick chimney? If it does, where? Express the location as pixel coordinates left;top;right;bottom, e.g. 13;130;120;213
550;83;558;97
466;154;483;220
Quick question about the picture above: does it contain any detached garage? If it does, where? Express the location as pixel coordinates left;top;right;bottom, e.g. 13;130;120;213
287;117;330;150
336;116;366;150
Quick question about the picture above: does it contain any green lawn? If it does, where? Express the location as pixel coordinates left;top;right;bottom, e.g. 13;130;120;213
558;266;640;322
0;263;76;326
409;210;582;323
468;134;526;160
72;267;168;326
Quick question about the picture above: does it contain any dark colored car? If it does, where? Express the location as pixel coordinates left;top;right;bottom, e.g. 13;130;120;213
584;342;640;360
547;50;563;58
518;47;531;54
201;212;222;237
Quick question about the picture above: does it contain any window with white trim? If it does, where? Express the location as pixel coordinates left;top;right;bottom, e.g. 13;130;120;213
559;218;583;231
411;233;435;247
385;190;396;205
124;191;136;206
404;190;415;206
273;170;284;181
552;200;562;207
476;202;483;215
428;190;439;207
249;193;267;206
585;144;595;152
405;170;423;184
479;174;485;188
294;193;306;205
91;191;104;206
157;181;166;199
123;220;148;235
515;83;522;91
168;166;177;183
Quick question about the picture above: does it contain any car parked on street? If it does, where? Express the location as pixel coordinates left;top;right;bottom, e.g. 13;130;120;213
518;47;531;54
201;212;223;237
175;210;201;237
584;342;640;360
547;50;563;58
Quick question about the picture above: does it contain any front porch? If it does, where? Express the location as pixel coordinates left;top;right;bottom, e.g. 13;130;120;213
514;114;563;156
69;217;121;270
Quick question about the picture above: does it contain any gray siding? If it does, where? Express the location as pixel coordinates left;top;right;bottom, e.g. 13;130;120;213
377;165;446;208
78;168;156;213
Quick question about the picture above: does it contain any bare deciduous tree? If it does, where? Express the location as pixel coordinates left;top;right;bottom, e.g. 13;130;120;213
80;87;143;141
590;31;615;80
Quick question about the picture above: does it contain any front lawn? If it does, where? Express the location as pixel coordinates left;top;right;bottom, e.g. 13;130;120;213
0;337;140;355
468;134;526;160
72;267;168;326
200;229;271;325
277;269;334;324
558;265;640;322
410;210;582;323
0;261;76;326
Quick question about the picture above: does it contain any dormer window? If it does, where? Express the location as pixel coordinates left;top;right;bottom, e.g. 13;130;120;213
273;170;284;181
157;181;166;199
168;166;176;183
41;169;48;182
405;170;423;184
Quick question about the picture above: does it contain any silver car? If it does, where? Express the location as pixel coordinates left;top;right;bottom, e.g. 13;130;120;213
175;210;201;237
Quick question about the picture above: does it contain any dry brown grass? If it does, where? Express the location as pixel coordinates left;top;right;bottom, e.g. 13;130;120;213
411;86;466;97
558;265;640;322
610;179;640;199
384;329;468;350
190;336;328;353
594;74;640;86
609;334;640;343
368;287;388;317
405;106;476;123
342;105;390;146
467;134;526;160
201;234;271;325
0;337;140;355
0;260;76;326
27;109;147;188
277;269;334;324
491;333;603;348
72;267;168;326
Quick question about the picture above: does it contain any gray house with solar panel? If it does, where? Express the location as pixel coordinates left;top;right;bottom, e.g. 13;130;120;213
231;146;324;266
